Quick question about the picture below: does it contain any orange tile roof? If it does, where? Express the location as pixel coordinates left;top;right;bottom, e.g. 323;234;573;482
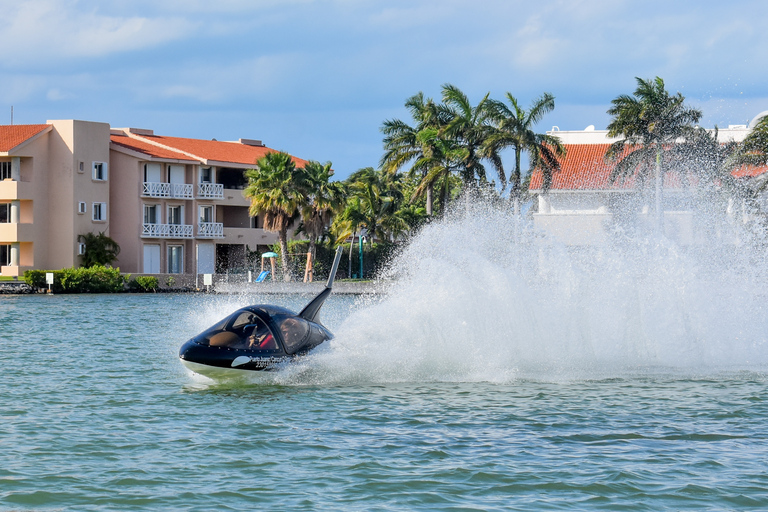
0;124;50;152
529;143;768;191
110;133;198;162
732;163;768;178
135;134;308;167
530;144;640;191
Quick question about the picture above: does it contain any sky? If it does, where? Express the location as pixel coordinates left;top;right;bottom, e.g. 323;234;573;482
3;0;768;180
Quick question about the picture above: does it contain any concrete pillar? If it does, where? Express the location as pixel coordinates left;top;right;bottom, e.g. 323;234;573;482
10;201;19;224
11;157;20;181
9;243;19;266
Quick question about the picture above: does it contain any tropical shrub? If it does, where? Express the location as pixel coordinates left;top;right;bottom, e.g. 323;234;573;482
127;276;159;292
23;266;125;293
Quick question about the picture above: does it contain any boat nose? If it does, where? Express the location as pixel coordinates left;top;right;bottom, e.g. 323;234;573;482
178;338;198;361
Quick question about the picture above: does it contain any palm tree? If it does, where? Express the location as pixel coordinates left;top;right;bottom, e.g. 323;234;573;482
485;92;565;216
244;151;302;281
78;231;120;267
344;167;404;242
381;92;453;215
439;84;498;187
297;160;345;280
606;77;702;231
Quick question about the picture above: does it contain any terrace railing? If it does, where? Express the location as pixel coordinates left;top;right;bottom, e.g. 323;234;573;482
197;183;224;199
197;222;224;238
141;223;194;239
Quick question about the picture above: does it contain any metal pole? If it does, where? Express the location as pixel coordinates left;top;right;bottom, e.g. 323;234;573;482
359;236;364;279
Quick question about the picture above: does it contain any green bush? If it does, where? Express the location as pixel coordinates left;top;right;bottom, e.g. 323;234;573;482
23;266;125;293
127;276;159;292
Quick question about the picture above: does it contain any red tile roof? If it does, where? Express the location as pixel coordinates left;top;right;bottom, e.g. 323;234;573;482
0;124;51;152
110;133;198;162
530;143;768;191
732;163;768;178
133;134;308;167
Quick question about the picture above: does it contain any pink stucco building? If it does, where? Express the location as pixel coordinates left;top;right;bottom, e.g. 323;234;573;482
0;120;306;279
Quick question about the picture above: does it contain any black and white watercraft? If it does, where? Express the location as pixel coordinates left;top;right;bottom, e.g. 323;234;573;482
179;247;343;378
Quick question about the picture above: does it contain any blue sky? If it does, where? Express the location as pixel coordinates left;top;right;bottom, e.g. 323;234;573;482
3;0;768;179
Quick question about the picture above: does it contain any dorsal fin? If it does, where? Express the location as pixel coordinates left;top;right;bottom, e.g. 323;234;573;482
299;246;343;323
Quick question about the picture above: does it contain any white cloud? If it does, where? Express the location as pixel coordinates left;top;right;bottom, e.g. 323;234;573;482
0;0;196;63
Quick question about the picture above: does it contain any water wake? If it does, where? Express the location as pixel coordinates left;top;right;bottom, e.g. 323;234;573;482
276;196;768;385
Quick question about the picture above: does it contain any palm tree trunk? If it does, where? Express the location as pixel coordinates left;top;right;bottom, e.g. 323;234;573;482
279;227;291;281
348;230;355;278
655;148;663;234
426;185;433;216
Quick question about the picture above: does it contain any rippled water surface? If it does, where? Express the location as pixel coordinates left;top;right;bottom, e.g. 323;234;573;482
1;293;767;511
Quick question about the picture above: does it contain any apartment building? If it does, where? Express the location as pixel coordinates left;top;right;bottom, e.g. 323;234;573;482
0;119;306;278
0;120;111;276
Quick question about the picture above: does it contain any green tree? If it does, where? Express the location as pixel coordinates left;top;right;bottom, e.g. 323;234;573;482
78;231;120;268
381;92;459;215
245;151;303;281
296;160;345;280
439;84;499;187
606;77;702;231
485;92;565;215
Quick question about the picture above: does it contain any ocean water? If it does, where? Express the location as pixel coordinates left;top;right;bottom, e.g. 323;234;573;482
3;202;768;510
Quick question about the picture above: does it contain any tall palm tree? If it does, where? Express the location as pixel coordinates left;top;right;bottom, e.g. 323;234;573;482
606;76;702;231
440;84;499;187
297;160;345;280
244;151;302;281
381;92;453;215
343;167;404;242
485;92;565;215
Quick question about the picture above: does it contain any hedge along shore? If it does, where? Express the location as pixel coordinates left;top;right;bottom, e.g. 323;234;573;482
0;279;384;295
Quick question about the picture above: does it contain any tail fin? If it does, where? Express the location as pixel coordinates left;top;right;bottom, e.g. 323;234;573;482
298;246;344;323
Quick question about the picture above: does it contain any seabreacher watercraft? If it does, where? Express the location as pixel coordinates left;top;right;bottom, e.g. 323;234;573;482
179;247;343;378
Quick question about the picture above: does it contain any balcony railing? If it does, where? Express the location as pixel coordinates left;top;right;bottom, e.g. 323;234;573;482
197;222;224;238
142;182;194;199
142;223;194;238
197;183;224;199
172;183;194;199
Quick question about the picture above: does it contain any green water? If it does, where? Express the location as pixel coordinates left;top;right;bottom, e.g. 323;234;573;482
1;294;767;511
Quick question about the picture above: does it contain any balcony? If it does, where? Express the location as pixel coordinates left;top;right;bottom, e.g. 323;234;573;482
142;182;194;199
197;222;224;238
197;183;224;200
141;223;194;239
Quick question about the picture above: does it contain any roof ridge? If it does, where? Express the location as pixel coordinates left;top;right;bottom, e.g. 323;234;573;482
124;132;206;164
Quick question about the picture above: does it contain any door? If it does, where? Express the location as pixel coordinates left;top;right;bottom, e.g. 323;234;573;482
143;244;161;273
197;243;215;274
144;163;161;183
169;165;185;184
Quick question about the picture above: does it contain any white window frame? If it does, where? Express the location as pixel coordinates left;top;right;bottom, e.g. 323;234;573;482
199;167;213;184
143;204;159;224
199;205;213;224
168;205;183;225
92;162;108;181
92;202;107;221
78;242;86;255
167;245;184;274
78;202;86;214
0;162;12;180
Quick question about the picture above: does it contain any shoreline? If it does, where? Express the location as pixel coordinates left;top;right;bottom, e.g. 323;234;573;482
0;280;385;296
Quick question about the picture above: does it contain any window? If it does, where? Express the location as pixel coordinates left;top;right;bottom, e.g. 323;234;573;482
78;242;86;255
200;167;212;183
0;162;11;180
168;245;183;274
92;162;108;181
0;204;9;223
92;202;107;221
78;202;86;214
0;244;10;266
78;161;84;174
199;205;212;224
168;205;182;225
144;204;158;224
144;163;162;182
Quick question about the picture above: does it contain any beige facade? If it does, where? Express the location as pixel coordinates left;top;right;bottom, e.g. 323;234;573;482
0;121;305;278
0;120;111;276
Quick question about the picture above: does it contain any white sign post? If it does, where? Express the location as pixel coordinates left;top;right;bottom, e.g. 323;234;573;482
203;273;212;293
45;272;54;293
